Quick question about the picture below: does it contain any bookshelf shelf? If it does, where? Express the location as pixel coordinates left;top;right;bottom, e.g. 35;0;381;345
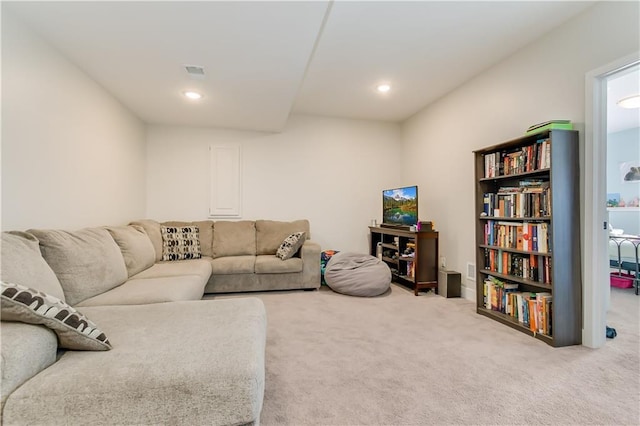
477;307;554;344
479;216;551;221
369;226;438;296
478;244;551;257
474;129;581;347
478;168;550;182
478;269;552;290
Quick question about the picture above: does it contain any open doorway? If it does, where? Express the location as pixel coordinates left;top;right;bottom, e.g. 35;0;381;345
584;53;639;348
605;64;640;339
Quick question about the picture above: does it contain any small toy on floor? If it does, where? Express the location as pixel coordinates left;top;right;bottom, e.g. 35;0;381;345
606;326;617;339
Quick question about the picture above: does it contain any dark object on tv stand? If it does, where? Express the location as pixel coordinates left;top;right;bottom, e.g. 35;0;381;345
380;223;411;230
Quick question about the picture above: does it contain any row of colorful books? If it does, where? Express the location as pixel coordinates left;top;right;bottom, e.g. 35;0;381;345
483;248;552;283
483;138;551;178
483;276;552;336
483;220;550;253
483;184;551;218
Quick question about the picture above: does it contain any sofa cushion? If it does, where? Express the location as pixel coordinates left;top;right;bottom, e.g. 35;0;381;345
1;281;111;351
255;255;303;274
160;225;202;261
28;228;128;306
0;322;58;408
106;225;156;277
0;231;65;301
212;221;256;258
129;219;163;262
76;275;207;307
2;299;267;426
210;255;256;275
256;219;310;255
276;231;306;260
131;258;212;281
192;220;214;258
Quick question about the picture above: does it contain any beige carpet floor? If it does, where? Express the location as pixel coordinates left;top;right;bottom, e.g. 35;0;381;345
213;284;639;425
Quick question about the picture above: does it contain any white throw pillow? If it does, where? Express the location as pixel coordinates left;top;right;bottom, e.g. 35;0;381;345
276;232;306;260
160;226;202;261
1;281;112;351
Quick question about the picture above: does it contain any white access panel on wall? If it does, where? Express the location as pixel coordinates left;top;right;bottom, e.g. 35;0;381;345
209;144;242;217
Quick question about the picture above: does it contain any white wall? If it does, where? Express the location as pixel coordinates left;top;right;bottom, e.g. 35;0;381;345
146;115;402;252
607;127;640;236
1;11;146;231
401;1;640;299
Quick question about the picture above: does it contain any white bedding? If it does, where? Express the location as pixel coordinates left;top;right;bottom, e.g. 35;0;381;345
609;236;639;265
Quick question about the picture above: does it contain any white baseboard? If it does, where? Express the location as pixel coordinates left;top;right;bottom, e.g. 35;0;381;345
461;285;476;302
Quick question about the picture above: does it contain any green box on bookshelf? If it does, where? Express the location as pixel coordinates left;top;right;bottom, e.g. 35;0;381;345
525;120;573;136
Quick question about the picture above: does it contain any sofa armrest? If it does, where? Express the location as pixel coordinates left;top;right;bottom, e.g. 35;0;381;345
300;240;321;289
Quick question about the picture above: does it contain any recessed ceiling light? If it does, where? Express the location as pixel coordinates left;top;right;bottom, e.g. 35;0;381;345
183;91;203;100
377;84;391;93
617;94;640;109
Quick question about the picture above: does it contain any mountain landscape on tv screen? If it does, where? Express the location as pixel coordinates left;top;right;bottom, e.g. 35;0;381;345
383;187;417;225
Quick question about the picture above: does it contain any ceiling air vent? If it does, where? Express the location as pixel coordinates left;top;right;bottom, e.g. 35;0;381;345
184;65;205;79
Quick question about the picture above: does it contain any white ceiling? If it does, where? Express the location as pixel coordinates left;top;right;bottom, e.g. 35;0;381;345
607;67;640;134
5;1;604;132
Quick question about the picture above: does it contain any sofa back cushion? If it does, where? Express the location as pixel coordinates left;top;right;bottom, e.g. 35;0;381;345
256;220;310;255
27;228;128;306
0;322;58;409
212;221;256;258
129;219;163;262
192;221;214;258
0;231;65;301
162;220;214;258
106;225;156;277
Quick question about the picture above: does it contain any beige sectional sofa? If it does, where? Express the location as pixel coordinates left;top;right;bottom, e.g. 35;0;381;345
131;218;321;296
0;219;321;425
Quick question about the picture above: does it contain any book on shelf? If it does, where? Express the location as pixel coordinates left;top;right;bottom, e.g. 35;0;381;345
516;225;524;250
406;261;415;278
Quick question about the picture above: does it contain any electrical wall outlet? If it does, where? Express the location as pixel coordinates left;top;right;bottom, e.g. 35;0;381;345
440;256;446;269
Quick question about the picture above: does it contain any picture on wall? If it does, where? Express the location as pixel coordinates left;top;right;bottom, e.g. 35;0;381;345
607;193;621;207
620;161;640;183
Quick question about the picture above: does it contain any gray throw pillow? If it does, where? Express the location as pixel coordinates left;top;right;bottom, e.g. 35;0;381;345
276;232;306;260
1;281;112;351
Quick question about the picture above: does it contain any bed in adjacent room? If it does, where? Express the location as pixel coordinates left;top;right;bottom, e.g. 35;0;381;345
609;231;640;294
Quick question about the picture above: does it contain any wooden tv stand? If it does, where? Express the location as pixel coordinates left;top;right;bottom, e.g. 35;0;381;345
369;226;439;296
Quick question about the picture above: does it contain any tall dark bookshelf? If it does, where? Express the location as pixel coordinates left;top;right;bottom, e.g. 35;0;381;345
473;129;582;347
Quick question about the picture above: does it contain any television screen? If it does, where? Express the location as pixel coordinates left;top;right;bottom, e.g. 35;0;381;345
382;185;418;226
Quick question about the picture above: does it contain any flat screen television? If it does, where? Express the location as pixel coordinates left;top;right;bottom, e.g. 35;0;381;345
382;185;418;226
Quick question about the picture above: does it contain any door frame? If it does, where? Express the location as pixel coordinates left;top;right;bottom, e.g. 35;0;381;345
583;52;639;348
